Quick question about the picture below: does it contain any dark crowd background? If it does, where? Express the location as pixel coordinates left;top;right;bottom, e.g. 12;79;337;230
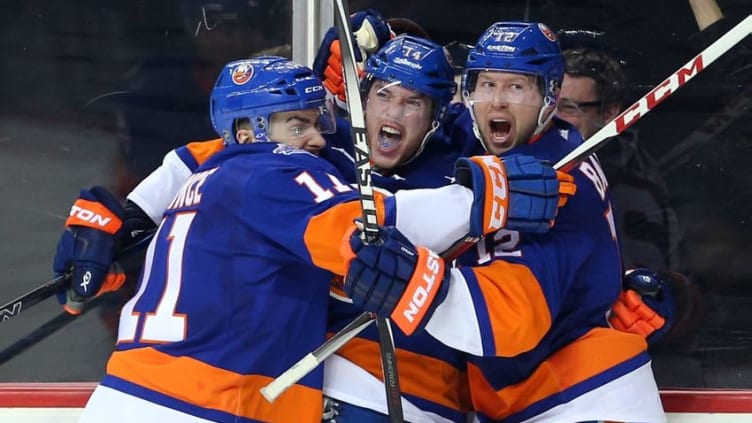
0;0;750;391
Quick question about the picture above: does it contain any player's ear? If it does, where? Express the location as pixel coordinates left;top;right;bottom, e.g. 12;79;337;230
235;129;252;144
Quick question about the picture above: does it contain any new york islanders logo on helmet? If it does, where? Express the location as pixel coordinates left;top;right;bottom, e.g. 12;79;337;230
231;63;254;85
538;23;557;42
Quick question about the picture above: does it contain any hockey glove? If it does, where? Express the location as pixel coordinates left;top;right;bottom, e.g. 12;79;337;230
53;186;154;314
609;268;675;345
454;154;576;236
312;9;393;108
342;225;450;336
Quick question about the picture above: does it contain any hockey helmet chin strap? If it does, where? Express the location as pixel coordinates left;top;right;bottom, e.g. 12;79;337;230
394;119;441;168
533;96;557;136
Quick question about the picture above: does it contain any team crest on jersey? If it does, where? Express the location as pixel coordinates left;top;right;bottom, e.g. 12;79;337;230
273;144;315;157
231;63;254;85
538;24;557;42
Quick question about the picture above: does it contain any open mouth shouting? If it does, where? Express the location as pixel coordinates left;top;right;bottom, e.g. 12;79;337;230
487;118;513;150
376;124;403;154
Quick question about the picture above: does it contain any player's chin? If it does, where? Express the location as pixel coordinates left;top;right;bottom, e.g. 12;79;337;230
372;151;401;171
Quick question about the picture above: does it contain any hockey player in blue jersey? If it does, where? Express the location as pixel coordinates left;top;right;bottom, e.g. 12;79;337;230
55;53;570;423
341;22;667;422
316;34;478;421
71;56;361;423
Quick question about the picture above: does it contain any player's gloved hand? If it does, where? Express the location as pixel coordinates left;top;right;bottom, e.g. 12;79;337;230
609;268;675;345
53;186;153;315
312;9;392;108
342;225;450;336
59;263;128;316
454;154;576;236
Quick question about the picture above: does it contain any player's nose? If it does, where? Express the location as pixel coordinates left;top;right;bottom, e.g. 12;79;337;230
305;132;326;152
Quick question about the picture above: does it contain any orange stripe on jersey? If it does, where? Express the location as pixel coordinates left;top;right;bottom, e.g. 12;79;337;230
65;199;122;234
468;327;647;420
471;260;551;356
336;337;472;413
107;348;323;423
184;139;225;166
339;225;358;269
304;198;386;275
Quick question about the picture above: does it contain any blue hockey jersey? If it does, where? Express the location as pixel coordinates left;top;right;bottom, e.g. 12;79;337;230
106;142;392;423
322;117;474;421
423;108;664;422
127;122;476;422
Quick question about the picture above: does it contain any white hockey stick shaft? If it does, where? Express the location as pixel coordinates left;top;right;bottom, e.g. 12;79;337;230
260;312;375;401
555;14;752;172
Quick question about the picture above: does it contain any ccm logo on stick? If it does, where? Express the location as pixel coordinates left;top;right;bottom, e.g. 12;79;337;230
393;249;445;335
615;55;704;133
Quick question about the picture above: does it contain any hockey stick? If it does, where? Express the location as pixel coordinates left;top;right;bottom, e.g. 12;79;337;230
0;229;155;323
0;306;77;365
0;230;155;365
329;1;403;421
259;312;376;401
1;275;70;323
260;15;751;402
554;14;752;172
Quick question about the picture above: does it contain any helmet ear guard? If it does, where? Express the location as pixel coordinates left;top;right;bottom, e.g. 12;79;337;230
210;56;331;145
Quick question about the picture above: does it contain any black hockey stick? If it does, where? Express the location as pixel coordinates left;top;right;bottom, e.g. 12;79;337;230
0;230;155;365
0;229;155;323
261;15;752;400
0;299;80;365
1;275;70;323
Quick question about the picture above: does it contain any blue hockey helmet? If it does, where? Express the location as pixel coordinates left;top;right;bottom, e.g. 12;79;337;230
210;56;334;144
463;22;564;108
462;22;564;141
363;35;457;124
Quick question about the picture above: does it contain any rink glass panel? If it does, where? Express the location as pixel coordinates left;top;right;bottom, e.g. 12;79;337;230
0;0;750;391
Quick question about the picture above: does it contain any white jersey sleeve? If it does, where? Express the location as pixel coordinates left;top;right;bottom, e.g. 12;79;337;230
393;184;472;254
126;149;193;224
